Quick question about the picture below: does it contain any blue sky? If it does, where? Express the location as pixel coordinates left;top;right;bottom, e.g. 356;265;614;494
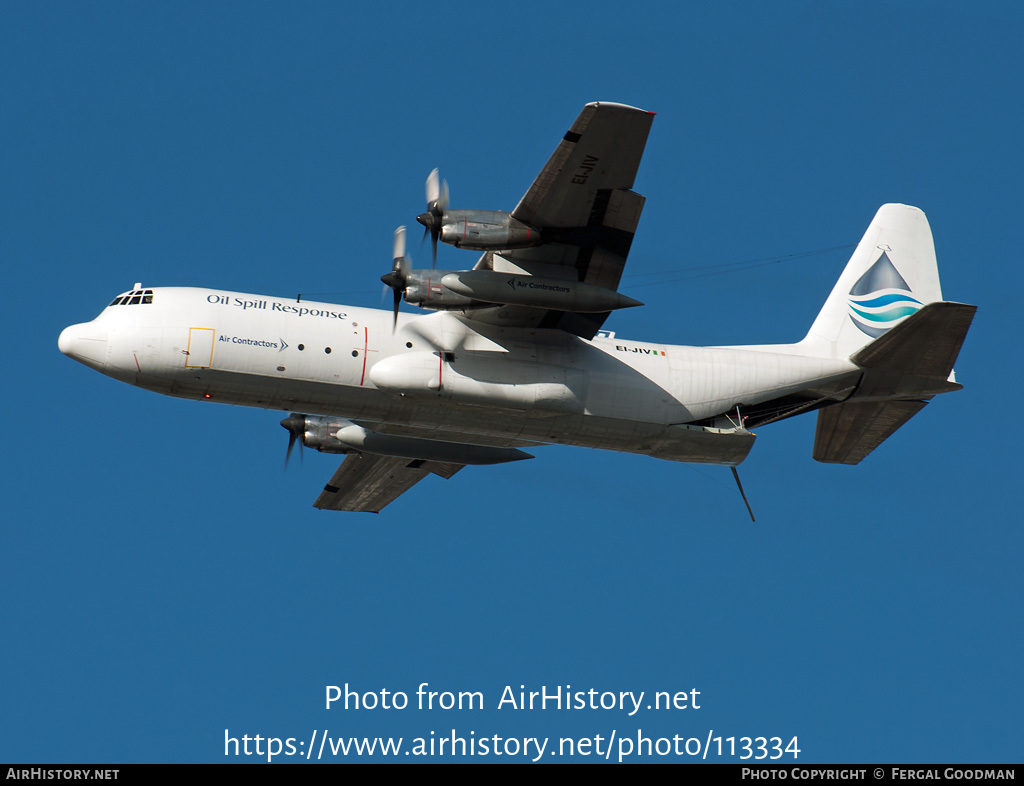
2;1;1021;763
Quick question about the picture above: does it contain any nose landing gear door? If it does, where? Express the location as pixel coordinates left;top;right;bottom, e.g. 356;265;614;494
185;327;215;368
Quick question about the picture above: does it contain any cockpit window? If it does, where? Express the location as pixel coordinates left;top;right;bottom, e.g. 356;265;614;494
109;289;154;306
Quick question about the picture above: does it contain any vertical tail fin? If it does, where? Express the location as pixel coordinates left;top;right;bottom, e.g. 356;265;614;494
799;204;943;360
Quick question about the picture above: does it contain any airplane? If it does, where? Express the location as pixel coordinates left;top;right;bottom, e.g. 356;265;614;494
58;102;976;515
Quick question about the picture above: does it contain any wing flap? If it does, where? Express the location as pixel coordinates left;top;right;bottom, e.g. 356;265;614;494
314;454;463;513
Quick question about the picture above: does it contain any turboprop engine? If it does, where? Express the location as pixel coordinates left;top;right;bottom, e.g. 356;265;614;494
425;209;542;251
381;228;642;319
280;414;533;465
391;267;642;315
381;227;475;328
440;270;643;313
416;169;542;261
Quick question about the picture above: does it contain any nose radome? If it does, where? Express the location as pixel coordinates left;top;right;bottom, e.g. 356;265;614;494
57;324;78;356
58;323;109;370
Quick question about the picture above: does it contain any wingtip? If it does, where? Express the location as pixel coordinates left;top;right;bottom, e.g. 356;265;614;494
586;101;653;115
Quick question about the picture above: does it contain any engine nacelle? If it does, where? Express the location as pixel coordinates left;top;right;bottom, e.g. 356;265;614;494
440;271;643;313
298;415;355;453
283;413;533;464
401;269;476;310
437;210;542;251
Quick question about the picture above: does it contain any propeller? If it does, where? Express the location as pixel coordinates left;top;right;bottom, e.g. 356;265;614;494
380;226;410;332
280;413;305;468
416;168;449;266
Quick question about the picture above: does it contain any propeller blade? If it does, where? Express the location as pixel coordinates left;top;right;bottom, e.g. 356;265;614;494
381;226;411;332
392;286;402;332
425;168;441;208
285;430;296;467
422;170;448;267
438;177;449;212
281;414;305;469
393;225;406;262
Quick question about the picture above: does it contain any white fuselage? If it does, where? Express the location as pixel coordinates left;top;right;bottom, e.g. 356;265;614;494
58;287;859;464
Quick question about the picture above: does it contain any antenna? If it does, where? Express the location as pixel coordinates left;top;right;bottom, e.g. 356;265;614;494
730;466;756;523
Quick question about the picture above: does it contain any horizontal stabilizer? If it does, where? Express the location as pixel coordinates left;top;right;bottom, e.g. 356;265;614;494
813;301;975;464
852;301;977;378
813;399;928;465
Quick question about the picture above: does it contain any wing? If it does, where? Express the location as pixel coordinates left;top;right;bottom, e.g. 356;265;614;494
314;454;462;513
308;424;536;513
468;102;655;339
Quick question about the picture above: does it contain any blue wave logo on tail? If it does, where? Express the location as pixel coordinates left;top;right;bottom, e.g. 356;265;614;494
848;252;922;337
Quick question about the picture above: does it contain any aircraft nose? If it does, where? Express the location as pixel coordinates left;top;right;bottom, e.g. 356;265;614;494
58;322;108;370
